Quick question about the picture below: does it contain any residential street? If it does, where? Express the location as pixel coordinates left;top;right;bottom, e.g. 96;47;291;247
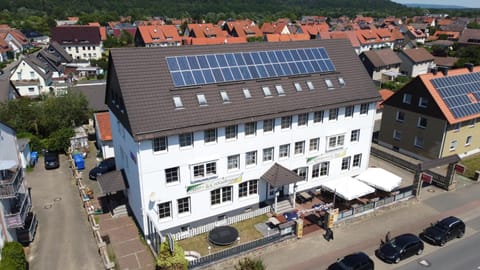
26;154;103;270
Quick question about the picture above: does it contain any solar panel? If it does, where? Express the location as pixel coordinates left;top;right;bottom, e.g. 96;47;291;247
166;47;336;87
431;72;480;119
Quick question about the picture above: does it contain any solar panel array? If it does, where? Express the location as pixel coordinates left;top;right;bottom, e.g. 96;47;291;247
166;47;335;87
431;72;480;118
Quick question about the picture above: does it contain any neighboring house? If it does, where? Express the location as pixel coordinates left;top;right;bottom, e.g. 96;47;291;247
33;41;73;79
457;28;480;48
434;56;458;70
265;33;310;42
0;38;10;62
108;22;137;38
105;39;379;251
94;112;114;159
0;25;30;56
134;25;182;47
0;122;38;249
0;75;20;102
261;22;291;35
9;56;52;97
404;25;427;44
429;30;460;41
88;22;107;41
300;24;331;39
223;20;263;39
70;81;108;112
354;29;396;54
378;65;480;160
319;31;361;54
51;25;103;60
397;48;435;77
359;49;402;82
183;23;246;45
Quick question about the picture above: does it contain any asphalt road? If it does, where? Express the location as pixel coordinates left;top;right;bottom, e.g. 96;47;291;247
26;154;103;270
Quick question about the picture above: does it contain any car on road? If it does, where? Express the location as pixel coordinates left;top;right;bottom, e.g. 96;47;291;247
89;157;116;179
44;151;60;170
327;251;374;270
420;216;465;246
375;233;424;264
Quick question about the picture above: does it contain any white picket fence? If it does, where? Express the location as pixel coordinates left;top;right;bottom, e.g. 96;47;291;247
172;206;271;241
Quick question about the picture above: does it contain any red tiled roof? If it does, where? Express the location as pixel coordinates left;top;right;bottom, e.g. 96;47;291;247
187;23;227;38
265;33;310;42
378;89;394;109
95;112;112;141
137;25;182;44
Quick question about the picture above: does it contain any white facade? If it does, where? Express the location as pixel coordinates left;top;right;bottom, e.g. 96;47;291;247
111;102;377;235
9;59;50;97
398;53;435;78
64;43;103;60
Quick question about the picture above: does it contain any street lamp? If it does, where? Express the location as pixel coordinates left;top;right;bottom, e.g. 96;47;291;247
208;246;211;255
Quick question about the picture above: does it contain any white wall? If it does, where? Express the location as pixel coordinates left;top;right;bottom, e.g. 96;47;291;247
9;60;48;97
64;44;103;60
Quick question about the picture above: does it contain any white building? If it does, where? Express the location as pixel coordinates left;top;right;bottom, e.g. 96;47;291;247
105;39;380;250
9;56;52;97
51;26;103;61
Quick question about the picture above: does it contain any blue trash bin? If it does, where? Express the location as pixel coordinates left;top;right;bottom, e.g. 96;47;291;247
73;153;85;170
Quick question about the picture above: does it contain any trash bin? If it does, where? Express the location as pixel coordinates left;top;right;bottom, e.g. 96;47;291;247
30;151;38;167
73;153;85;170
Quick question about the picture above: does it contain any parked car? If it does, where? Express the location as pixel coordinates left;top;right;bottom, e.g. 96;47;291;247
327;252;374;270
375;233;424;264
44;151;60;170
89;157;116;180
420;216;465;246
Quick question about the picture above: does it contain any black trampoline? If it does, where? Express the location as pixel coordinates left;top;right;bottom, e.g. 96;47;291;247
208;226;239;246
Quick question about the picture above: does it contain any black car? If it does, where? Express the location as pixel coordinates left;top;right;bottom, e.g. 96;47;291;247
44;151;60;170
420;216;465;246
327;252;374;270
89;157;116;179
375;233;424;264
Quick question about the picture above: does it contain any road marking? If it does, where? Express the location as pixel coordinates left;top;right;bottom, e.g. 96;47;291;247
418;259;431;267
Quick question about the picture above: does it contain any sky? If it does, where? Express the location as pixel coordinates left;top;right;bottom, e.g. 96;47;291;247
392;0;480;8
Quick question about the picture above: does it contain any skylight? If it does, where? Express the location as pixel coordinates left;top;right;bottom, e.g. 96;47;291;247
262;86;272;97
197;94;208;106
275;85;285;96
294;82;303;91
243;88;252;99
338;77;346;87
220;91;230;103
306;81;315;90
173;96;184;109
325;79;334;89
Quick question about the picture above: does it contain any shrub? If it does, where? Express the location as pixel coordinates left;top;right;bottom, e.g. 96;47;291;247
156;240;188;270
234;257;265;270
0;242;27;270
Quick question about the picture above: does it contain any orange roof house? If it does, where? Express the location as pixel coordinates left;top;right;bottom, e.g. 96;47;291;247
135;25;182;47
88;22;107;40
224;20;262;38
183;23;246;45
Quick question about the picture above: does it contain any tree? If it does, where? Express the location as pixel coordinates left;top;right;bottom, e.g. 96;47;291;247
156;240;188;270
234;257;265;270
0;242;28;270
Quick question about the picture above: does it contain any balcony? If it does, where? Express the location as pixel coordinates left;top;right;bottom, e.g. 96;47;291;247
4;192;32;229
16;212;38;245
0;168;24;199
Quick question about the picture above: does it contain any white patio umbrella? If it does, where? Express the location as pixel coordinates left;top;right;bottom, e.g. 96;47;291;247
355;167;402;192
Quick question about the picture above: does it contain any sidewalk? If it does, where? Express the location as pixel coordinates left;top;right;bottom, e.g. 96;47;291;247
204;177;479;270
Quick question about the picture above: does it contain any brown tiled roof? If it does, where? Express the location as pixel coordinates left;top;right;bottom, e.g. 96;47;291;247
97;170;127;195
261;163;303;187
433;56;458;68
88;22;107;40
51;25;101;45
106;39;380;141
265;33;310;42
399;48;434;63
94;112;112;141
363;49;402;67
458;28;480;44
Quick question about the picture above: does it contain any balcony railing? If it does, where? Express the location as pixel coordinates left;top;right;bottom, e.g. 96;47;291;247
0;168;24;199
16;212;38;244
5;192;32;229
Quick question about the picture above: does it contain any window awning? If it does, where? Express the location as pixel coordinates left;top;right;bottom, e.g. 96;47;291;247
97;170;128;195
262;163;303;188
321;176;375;201
355;167;402;192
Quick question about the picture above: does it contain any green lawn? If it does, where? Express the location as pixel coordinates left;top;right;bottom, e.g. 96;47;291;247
461;153;480;179
177;214;268;256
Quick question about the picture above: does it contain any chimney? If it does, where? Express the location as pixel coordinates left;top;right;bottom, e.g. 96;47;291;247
438;66;448;76
465;63;474;72
431;67;438;75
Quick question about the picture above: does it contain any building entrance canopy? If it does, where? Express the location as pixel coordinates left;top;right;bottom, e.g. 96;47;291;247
261;163;303;188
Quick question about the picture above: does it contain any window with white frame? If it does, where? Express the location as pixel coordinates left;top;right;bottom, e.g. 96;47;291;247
393;129;401;141
179;132;193;147
341;156;351;171
263;119;275;133
353;154;362;168
414;136;424;148
227;155;240;170
396;111;405;122
417;116;427;128
239;180;258;198
466;136;472;146
298;113;308;126
326;134;345;151
245;122;257;136
177;197;190;214
314;111;324;123
312;164;320;178
165;167;180;184
351;129;360;142
329;108;339;120
360;103;369;115
158;201;172;219
245;151;257;166
449;140;457;151
403;93;412;104
345;105;354;118
225;125;237;140
279;144;290;158
294;167;308;181
309;138;320;152
153;136;167;152
211;186;232;206
294;141;305;155
320;162;329;176
193;161;217;179
263;147;274;162
281;116;292;129
204;128;217;143
418;97;429;108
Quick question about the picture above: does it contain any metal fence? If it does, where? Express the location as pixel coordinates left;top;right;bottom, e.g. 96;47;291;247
172;206;272;241
188;233;283;269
